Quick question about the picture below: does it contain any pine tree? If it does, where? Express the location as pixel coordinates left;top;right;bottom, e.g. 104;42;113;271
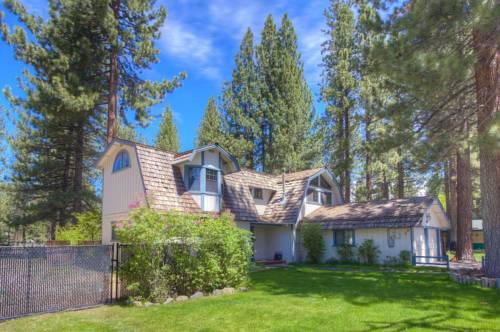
375;1;499;271
156;106;180;152
1;0;106;230
105;0;185;143
196;97;224;147
220;28;260;168
255;14;319;173
321;0;358;202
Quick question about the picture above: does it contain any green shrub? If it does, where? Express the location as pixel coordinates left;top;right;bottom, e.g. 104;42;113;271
56;211;101;244
301;223;325;263
336;243;355;262
116;208;252;302
399;250;411;264
357;239;380;264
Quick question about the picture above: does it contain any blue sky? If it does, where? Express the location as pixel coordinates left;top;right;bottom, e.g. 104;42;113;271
0;0;329;153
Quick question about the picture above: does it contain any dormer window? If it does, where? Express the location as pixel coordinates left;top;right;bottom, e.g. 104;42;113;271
113;150;130;172
252;188;263;200
307;175;334;206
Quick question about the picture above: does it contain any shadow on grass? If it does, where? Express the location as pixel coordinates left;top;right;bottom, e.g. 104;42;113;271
250;266;500;326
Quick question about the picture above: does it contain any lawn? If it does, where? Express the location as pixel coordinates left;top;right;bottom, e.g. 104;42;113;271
1;266;499;332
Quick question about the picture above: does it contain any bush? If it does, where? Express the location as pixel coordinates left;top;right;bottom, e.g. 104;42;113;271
116;208;252;302
357;239;380;264
300;223;325;263
56;211;101;244
399;250;411;264
336;244;355;262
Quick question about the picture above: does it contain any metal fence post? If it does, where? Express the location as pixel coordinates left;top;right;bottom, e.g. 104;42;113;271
445;255;449;270
412;254;416;266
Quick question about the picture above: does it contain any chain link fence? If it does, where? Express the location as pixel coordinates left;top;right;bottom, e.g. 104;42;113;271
0;245;114;320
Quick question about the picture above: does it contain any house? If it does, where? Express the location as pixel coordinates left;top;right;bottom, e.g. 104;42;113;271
472;219;484;250
96;138;450;263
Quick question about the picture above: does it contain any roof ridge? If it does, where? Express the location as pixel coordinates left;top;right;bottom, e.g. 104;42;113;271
115;138;178;155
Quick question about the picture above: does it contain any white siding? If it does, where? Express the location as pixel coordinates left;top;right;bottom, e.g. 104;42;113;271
253;225;294;262
318;228;411;263
101;145;145;244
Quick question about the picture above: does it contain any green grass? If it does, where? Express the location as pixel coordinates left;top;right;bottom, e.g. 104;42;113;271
1;266;499;331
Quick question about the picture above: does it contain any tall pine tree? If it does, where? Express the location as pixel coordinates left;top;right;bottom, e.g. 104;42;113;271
156;106;180;152
196;97;224;147
220;28;260;168
104;0;185;142
255;14;319;173
321;0;357;202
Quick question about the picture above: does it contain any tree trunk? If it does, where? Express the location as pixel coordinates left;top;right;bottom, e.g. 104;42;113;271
365;111;372;201
397;149;404;199
455;133;473;261
473;27;500;277
72;118;85;221
344;108;351;203
449;153;458;245
107;0;120;144
382;170;389;200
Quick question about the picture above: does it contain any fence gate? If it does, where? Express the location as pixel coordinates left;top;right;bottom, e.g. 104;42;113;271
0;245;113;320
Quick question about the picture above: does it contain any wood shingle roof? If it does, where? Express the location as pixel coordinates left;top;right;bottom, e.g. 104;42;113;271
304;197;435;229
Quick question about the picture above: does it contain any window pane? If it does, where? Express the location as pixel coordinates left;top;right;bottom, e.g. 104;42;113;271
320;176;332;189
307;189;319;203
321;192;332;206
346;230;354;245
113;150;130;172
253;188;263;200
336;230;345;246
188;167;201;191
206;169;218;193
310;177;319;187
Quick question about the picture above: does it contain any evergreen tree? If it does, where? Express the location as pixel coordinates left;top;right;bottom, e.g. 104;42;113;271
321;0;358;202
196;97;224;147
220;28;260;168
105;0;185;143
155;106;180;152
255;14;319;173
374;1;499;270
1;0;107;231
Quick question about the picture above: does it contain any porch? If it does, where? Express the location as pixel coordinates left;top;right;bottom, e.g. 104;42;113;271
251;223;295;263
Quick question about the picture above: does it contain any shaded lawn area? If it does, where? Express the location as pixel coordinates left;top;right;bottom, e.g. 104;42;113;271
1;266;499;332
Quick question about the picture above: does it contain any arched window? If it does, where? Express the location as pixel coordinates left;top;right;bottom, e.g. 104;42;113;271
113;150;130;172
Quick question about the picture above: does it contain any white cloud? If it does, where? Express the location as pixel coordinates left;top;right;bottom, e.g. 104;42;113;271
160;19;215;62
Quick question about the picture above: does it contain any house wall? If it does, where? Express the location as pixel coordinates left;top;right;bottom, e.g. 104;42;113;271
101;145;145;244
320;228;412;263
253;225;294;262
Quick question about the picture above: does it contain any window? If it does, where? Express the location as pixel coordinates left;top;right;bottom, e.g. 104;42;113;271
387;229;400;248
320;176;332;190
334;230;355;246
321;192;333;206
113;150;130;172
252;188;263;200
310;177;319;187
188;167;201;191
307;188;320;203
206;168;218;193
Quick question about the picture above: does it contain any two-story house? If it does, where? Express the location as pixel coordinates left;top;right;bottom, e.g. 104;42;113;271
96;138;450;263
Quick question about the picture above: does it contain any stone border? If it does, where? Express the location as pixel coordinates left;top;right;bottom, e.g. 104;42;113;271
449;272;500;289
129;287;249;307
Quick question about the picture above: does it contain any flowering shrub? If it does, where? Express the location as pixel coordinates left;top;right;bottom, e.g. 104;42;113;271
115;208;252;302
